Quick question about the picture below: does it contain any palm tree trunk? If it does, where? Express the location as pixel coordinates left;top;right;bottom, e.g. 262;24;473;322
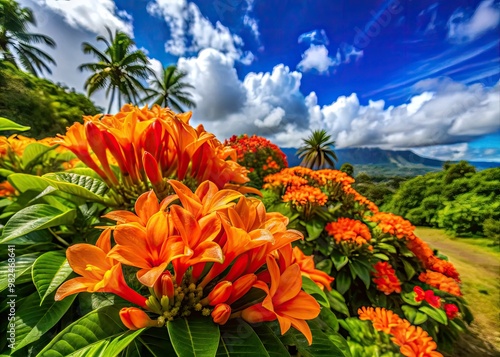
108;86;116;114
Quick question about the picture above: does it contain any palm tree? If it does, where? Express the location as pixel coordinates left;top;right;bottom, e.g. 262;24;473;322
79;27;152;113
142;65;196;112
0;0;56;76
297;129;338;169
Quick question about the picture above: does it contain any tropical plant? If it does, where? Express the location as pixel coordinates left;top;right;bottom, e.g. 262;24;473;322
0;0;56;76
79;27;152;113
297;129;338;169
224;134;288;188
142;65;196;112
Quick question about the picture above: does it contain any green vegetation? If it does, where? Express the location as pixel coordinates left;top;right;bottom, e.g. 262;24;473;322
142;65;196;112
352;172;409;208
0;63;101;138
385;162;500;239
297;129;338;169
0;0;55;76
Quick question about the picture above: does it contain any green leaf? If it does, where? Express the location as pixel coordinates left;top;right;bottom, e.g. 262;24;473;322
67;329;145;357
327;290;349;316
0;253;41;292
419;306;448;325
12;292;76;352
401;305;417;324
413;311;428;325
286;319;351;357
8;173;112;205
349;260;371;289
401;291;420;306
36;305;132;356
32;251;73;304
22;143;57;170
0;168;15;177
315;259;332;275
335;270;351;295
252;323;289;357
376;243;396;254
372;253;389;261
0;117;30;132
401;259;416;280
302;276;329;307
216;319;271;357
136;328;176;356
168;316;220;357
319;307;339;332
0;229;53;245
0;204;76;243
305;217;325;241
331;251;348;271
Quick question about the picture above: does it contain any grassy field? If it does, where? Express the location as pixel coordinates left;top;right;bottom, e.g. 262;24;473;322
415;227;500;356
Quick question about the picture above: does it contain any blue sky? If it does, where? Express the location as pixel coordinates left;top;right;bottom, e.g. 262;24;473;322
19;0;500;161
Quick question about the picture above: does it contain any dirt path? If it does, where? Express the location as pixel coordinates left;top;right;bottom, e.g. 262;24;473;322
415;227;500;356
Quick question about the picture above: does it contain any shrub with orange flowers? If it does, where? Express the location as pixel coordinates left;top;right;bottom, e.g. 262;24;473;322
260;165;473;357
224;134;288;188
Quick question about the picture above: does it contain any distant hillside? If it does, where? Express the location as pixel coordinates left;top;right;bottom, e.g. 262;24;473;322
281;147;500;172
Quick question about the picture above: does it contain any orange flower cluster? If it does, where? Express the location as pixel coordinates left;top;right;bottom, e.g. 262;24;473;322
372;262;402;295
0;181;17;197
418;271;462;296
56;180;320;344
407;237;460;282
0;135;35;158
359;307;443;357
325;218;372;246
288;246;334;291
282;185;328;206
224;134;288;166
369;212;416;239
55;105;249;196
344;186;380;213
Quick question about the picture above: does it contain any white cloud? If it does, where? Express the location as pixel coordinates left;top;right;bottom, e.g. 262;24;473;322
147;0;253;63
297;45;340;74
31;0;133;36
414;143;500;162
298;29;329;45
176;49;499;160
448;0;500;43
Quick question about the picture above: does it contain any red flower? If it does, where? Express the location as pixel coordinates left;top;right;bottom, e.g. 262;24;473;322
413;286;425;302
424;290;441;309
444;304;459;319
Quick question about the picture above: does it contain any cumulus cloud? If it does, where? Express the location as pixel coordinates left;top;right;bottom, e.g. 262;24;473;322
177;49;309;138
297;45;340;74
414;143;500;162
448;0;500;43
147;0;253;63
30;0;133;36
297;30;363;75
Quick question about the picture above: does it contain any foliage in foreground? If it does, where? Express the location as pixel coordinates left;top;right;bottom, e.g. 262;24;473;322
0;108;472;357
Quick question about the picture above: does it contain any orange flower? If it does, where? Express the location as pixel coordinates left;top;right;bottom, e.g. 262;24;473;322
418;270;462;296
372;262;402;295
120;307;159;330
369;212;416;239
211;303;232;325
282;185;328;206
289;246;334;291
359;307;443;357
55;230;147;308
325;218;372;246
0;181;17;197
240;256;320;345
107;211;186;287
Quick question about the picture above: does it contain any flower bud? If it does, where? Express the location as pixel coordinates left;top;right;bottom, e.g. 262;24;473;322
120;307;158;330
211;303;231;325
143;151;163;188
146;295;163;314
204;281;232;306
413;286;425;302
154;272;175;300
227;274;257;305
